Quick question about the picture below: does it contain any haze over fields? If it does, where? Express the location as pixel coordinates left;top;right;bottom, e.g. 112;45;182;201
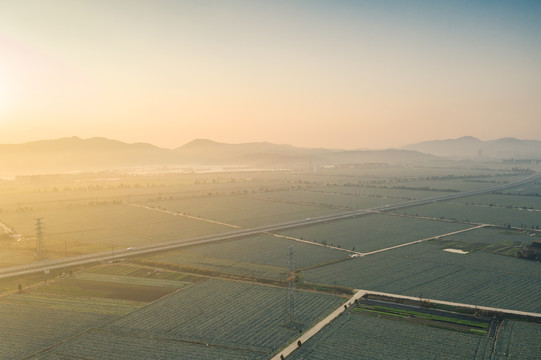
2;1;541;359
2;135;541;176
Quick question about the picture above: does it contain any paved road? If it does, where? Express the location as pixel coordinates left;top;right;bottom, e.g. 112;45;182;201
270;290;367;360
1;172;540;280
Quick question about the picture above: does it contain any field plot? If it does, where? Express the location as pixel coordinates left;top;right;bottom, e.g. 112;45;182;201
0;302;110;360
30;330;261;360
141;195;341;227
429;226;539;256
493;320;541;359
393;200;541;228
288;309;493;359
309;184;456;202
0;203;230;261
383;175;529;193
84;263;203;283
437;227;537;245
143;250;289;280
504;180;541;195
1;292;142;315
244;189;408;210
22;276;183;303
145;234;348;279
460;193;541;210
302;242;541;312
105;279;344;357
279;214;469;252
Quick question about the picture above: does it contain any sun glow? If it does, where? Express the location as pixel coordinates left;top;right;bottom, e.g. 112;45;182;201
0;68;10;113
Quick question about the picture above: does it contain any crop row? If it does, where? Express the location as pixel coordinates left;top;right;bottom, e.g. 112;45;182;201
493;320;541;359
143;195;340;228
280;214;469;252
394;200;541;229
0;204;229;258
2;292;141;315
106;278;344;355
30;329;260;360
289;310;494;359
302;243;541;312
150;234;348;273
0;302;110;360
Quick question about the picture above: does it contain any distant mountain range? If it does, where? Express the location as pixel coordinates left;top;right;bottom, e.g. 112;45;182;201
0;137;436;175
1;136;540;176
402;136;541;159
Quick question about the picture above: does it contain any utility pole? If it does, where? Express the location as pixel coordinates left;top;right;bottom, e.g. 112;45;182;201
35;218;45;260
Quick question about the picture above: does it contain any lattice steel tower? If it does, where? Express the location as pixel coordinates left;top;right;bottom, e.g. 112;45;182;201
35;218;45;260
284;246;301;328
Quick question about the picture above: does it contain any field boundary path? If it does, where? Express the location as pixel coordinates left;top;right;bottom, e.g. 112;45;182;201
269;224;487;258
271;290;367;360
126;202;242;229
361;290;541;319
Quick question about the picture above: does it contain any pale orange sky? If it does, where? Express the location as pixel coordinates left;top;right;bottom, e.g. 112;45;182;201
1;0;540;149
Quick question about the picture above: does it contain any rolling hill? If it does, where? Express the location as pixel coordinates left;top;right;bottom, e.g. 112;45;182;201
0;137;439;176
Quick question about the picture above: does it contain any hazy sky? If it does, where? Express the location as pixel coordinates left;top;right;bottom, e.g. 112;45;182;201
1;0;540;149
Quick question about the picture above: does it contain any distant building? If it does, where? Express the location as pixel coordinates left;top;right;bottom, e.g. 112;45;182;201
338;163;387;169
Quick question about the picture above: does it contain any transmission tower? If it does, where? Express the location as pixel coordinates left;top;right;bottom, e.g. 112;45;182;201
284;246;301;329
35;218;45;260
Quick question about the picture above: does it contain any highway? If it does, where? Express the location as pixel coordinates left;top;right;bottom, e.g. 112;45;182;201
1;172;540;280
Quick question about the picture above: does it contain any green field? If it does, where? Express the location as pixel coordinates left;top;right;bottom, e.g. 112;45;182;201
242;189;411;210
30;330;261;360
144;234;349;279
1;166;540;359
141;195;341;227
107;279;343;354
30;278;344;359
0;302;111;360
0;203;230;264
310;184;456;202
301;242;541;312
392;200;541;228
460;193;541;210
279;213;470;252
493;320;541;358
288;308;495;359
427;226;539;257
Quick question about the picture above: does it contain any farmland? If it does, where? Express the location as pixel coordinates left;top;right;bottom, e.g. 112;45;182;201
31;278;344;359
391;198;541;229
140;195;341;227
428;226;538;257
0;203;230;264
494;320;541;358
2;164;541;358
142;234;349;280
0;302;110;360
278;213;470;252
288;307;494;359
301;242;541;312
